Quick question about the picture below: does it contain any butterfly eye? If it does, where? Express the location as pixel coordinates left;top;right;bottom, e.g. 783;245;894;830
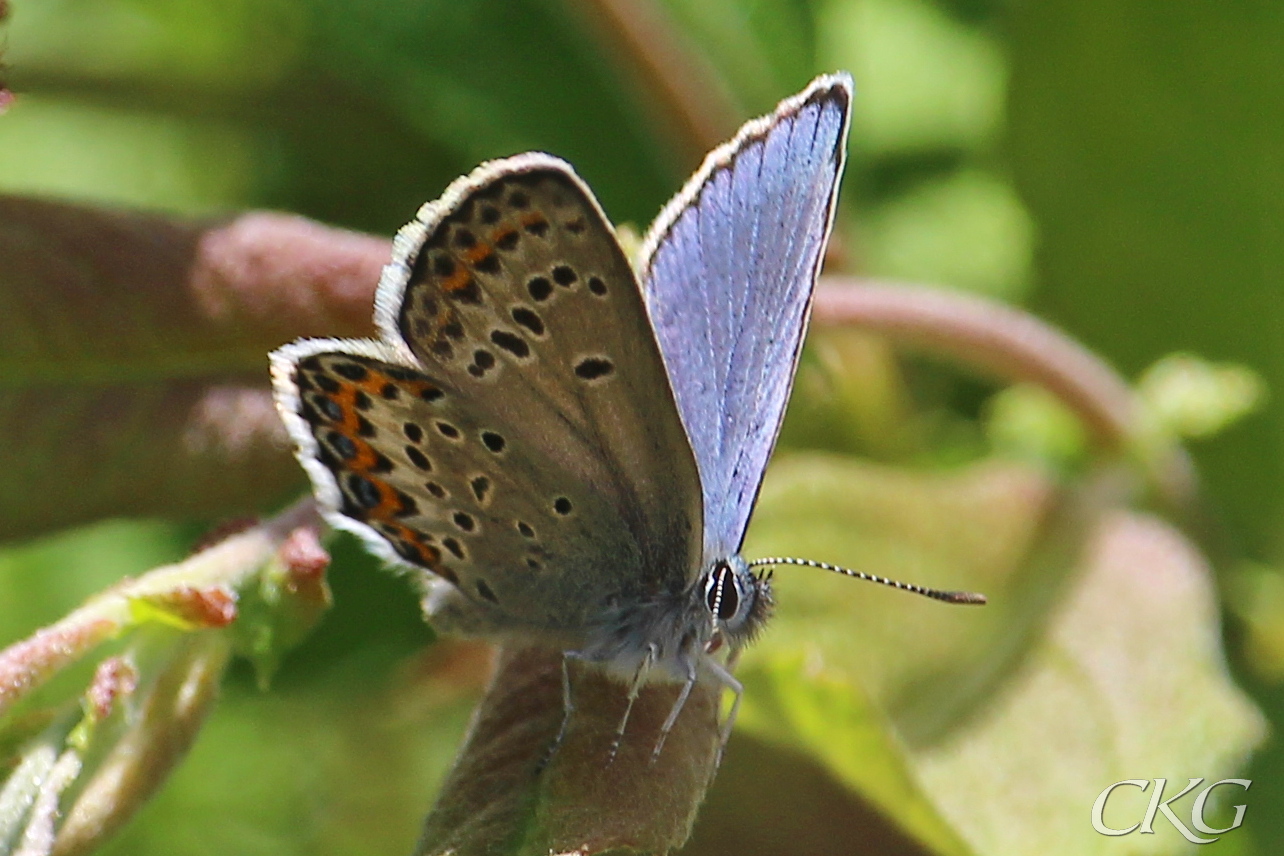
705;561;740;622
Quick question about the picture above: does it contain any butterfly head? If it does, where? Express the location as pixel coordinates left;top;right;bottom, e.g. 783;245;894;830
701;555;773;652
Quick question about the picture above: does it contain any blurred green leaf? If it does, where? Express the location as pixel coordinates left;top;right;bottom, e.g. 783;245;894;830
818;0;1006;154
741;453;1052;854
741;453;1263;854
0;97;259;213
984;383;1088;468
914;511;1264;855
0;521;188;643
660;0;819;108
1006;7;1284;847
308;0;678;224
9;0;304;90
1138;354;1266;441
737;651;973;856
1227;563;1284;683
98;651;477;856
856;168;1034;300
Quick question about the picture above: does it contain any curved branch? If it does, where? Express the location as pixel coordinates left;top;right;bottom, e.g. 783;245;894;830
813;278;1201;533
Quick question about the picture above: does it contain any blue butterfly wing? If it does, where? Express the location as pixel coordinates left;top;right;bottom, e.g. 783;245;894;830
640;74;852;561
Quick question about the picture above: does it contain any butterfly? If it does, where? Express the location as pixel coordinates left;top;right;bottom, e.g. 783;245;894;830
271;72;981;759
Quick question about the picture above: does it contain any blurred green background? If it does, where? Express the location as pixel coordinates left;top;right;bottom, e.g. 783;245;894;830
2;1;1282;854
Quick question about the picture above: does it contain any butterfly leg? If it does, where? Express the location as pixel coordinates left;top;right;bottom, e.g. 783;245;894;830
537;650;583;773
609;643;657;764
650;658;698;763
703;652;744;769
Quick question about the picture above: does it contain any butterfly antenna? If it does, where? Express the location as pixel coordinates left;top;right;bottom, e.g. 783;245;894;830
746;557;987;605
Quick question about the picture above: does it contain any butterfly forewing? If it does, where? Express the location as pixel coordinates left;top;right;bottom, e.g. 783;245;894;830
274;154;703;631
640;75;852;561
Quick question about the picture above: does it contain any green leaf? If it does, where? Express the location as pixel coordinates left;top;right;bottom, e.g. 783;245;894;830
738;452;1264;855
737;653;974;856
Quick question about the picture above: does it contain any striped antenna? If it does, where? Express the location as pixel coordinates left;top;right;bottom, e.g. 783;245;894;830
746;557;987;605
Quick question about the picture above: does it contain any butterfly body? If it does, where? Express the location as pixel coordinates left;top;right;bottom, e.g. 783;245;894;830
272;74;851;738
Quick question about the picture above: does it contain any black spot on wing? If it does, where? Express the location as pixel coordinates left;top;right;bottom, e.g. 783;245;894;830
574;357;614;380
527;276;552;302
313;373;340;393
394;490;419;516
405;445;432;470
327;432;357;460
312;395;344;422
347;474;381;509
476;579;498;603
453;277;482;305
511;307;545;335
369;452;394;474
490;330;530;358
333;362;368;381
552;266;577;287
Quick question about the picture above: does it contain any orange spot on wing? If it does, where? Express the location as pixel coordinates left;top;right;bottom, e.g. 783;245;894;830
356;374;389;396
364;475;408;520
441;268;473;293
382;521;444;570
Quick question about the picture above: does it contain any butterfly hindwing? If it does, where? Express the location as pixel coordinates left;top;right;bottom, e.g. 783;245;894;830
640;74;852;561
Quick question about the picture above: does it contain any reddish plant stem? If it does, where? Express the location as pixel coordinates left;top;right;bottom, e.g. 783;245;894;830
0;498;322;720
813;278;1201;528
815;279;1139;444
0;198;386;382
